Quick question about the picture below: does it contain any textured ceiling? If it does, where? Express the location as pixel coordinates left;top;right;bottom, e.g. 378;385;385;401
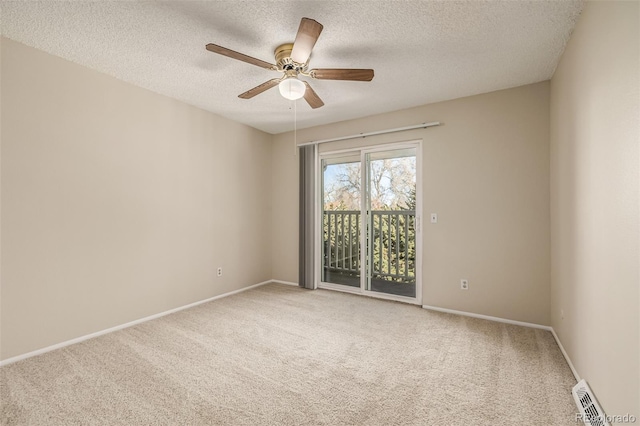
0;1;583;134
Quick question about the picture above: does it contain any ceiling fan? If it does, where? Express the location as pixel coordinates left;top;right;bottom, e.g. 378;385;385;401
205;18;374;109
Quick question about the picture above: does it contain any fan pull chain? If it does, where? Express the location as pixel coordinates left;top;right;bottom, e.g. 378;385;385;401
293;99;297;156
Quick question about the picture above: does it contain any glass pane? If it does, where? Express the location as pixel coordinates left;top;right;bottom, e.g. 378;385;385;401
321;154;361;288
366;148;417;298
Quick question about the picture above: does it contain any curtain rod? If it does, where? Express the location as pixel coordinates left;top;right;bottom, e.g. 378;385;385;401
298;121;441;146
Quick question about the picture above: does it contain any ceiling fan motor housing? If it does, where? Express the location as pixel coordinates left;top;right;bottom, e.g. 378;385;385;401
274;43;307;73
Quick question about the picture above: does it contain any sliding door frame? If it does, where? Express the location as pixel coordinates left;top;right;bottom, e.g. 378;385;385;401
316;140;423;305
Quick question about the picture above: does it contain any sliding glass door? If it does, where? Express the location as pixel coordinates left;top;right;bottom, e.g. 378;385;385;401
320;143;420;304
321;154;361;288
365;148;417;298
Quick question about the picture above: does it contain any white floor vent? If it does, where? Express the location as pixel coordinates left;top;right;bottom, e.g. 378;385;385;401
573;380;609;426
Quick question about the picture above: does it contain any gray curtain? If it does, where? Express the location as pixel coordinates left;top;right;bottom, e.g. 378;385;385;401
299;144;316;289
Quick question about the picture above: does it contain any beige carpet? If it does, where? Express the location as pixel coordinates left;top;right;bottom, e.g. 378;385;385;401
1;284;577;425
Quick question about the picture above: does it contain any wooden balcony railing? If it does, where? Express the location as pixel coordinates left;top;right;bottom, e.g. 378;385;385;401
323;210;416;283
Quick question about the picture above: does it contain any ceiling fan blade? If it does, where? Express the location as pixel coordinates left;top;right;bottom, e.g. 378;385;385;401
303;82;324;109
290;18;323;64
238;78;282;99
206;43;276;70
310;68;374;81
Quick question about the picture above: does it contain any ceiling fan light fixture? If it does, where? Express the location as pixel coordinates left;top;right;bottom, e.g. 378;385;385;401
206;17;373;108
278;77;306;100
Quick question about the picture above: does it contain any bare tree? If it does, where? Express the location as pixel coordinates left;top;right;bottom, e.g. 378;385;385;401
324;157;415;210
323;162;360;210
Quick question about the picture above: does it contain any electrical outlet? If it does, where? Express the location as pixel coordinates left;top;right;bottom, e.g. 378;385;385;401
430;213;438;223
460;279;468;290
217;267;223;277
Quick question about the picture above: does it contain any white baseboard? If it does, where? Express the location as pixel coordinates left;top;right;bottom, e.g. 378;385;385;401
270;279;299;287
0;279;273;367
421;304;580;382
422;305;552;330
550;328;580;382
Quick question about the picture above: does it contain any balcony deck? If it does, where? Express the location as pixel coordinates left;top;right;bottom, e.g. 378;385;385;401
323;270;416;298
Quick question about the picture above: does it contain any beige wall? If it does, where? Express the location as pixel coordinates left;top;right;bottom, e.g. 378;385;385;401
0;38;273;360
550;1;639;418
272;82;551;325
